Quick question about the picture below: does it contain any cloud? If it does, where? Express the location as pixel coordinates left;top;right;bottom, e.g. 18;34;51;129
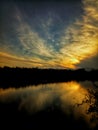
58;0;98;68
0;0;98;69
0;52;50;68
76;55;98;69
15;9;55;58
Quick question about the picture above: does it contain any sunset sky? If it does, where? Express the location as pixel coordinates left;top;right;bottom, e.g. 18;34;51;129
0;0;98;69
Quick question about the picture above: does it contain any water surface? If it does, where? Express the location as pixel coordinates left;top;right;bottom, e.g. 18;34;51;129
0;81;98;130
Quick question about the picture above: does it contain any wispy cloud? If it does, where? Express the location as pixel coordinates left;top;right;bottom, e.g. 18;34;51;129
0;0;98;69
58;0;98;68
0;52;49;68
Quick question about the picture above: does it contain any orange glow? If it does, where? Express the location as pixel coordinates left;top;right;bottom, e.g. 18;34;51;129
0;0;98;69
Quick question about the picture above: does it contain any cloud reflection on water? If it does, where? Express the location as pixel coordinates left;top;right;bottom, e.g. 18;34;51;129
0;81;98;128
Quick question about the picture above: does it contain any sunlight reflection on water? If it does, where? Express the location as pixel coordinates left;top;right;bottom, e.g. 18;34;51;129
0;81;98;129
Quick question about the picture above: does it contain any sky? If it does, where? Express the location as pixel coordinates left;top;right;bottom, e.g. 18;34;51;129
0;0;98;69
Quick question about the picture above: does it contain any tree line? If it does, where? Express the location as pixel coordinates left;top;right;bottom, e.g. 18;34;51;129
0;67;98;88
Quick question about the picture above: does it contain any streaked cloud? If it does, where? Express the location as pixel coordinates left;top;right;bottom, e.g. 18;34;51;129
0;0;98;69
0;52;49;68
59;0;98;68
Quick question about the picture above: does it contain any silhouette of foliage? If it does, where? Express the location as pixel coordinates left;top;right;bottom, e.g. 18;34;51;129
76;82;98;129
86;86;98;122
0;67;98;88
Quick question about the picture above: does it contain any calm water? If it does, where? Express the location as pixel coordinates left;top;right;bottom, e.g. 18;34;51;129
0;81;98;130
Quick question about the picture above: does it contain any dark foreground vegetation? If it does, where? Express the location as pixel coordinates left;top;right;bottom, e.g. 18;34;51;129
0;67;98;88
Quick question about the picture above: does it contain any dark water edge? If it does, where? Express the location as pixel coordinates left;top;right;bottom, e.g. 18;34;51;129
0;67;98;88
0;102;95;130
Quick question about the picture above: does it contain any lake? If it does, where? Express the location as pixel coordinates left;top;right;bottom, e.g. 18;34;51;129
0;81;98;130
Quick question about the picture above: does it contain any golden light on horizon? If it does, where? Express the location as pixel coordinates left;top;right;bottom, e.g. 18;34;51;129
0;0;98;69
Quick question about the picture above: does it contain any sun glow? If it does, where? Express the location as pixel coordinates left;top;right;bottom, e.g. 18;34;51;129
0;0;98;69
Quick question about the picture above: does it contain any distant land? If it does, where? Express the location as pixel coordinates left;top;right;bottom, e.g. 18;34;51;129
0;67;98;88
